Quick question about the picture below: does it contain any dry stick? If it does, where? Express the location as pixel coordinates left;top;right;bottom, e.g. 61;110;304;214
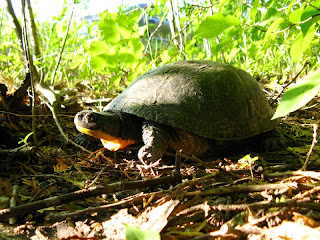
271;61;309;105
5;0;23;50
50;153;182;222
25;0;40;56
0;175;181;221
21;0;37;144
184;182;313;197
177;199;320;215
302;123;318;170
265;170;320;180
48;188;173;222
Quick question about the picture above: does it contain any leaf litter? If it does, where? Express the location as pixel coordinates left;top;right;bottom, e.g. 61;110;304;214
1;86;320;239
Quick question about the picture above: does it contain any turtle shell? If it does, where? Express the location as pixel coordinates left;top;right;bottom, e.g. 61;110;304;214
104;60;279;140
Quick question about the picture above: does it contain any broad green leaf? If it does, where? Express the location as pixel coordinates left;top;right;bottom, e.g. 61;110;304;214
219;0;230;9
250;0;259;22
126;225;160;240
288;8;304;23
265;18;283;40
118;25;132;39
290;26;316;62
128;38;144;53
90;55;107;71
195;13;239;38
109;75;121;86
129;10;143;23
287;0;298;15
272;69;320;119
119;47;135;65
290;32;303;61
300;2;320;34
262;7;279;21
99;19;120;43
88;41;108;56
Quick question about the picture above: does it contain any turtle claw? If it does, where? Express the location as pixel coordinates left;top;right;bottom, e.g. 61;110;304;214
138;145;162;162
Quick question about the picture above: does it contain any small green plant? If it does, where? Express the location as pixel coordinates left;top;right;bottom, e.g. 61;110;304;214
125;225;160;240
18;132;34;146
238;154;259;181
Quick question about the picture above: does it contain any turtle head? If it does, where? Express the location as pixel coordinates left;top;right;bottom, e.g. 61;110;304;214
74;110;135;151
74;110;121;137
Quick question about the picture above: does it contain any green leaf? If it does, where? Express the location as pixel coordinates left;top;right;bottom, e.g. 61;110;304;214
128;38;144;53
125;225;160;240
288;8;304;23
195;13;239;38
250;0;259;22
265;18;283;40
90;55;107;71
272;69;320;119
300;3;320;35
99;19;120;43
290;26;316;62
219;0;230;9
262;7;279;21
287;0;298;15
88;41;108;56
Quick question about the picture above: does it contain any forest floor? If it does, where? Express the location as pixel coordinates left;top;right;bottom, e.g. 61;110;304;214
1;82;320;240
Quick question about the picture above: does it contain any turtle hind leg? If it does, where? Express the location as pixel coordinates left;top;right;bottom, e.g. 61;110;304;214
138;121;169;162
255;129;286;152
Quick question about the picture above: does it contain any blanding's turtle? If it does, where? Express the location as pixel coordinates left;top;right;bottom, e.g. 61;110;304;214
74;60;282;161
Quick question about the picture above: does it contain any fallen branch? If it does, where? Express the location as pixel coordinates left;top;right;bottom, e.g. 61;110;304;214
47;188;173;222
0;175;181;221
178;199;320;217
184;182;311;197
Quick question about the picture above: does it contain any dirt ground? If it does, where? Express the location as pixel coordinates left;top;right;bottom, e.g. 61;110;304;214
1;84;320;240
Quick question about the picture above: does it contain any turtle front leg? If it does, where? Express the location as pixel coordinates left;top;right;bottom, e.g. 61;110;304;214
138;121;169;162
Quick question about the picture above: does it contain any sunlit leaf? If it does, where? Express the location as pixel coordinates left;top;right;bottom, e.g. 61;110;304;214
88;41;108;56
128;38;144;53
99;19;120;43
262;7;280;21
119;47;135;64
126;225;160;240
272;69;320;119
265;18;283;40
287;0;298;15
219;0;230;9
300;2;320;35
288;8;304;23
250;0;259;22
290;26;316;62
90;55;107;71
129;10;143;23
195;13;239;38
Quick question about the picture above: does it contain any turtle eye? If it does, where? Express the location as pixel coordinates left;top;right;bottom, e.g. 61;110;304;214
85;112;94;123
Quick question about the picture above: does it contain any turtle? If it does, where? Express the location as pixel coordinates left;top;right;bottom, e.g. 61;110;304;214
74;60;283;162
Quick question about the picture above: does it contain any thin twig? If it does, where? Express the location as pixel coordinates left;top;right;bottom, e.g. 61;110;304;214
302;123;318;170
47;189;172;222
144;8;169;55
50;0;75;85
271;61;309;105
0;174;181;221
21;0;38;144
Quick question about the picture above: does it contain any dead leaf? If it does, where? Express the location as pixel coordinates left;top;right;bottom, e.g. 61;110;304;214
141;199;180;233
